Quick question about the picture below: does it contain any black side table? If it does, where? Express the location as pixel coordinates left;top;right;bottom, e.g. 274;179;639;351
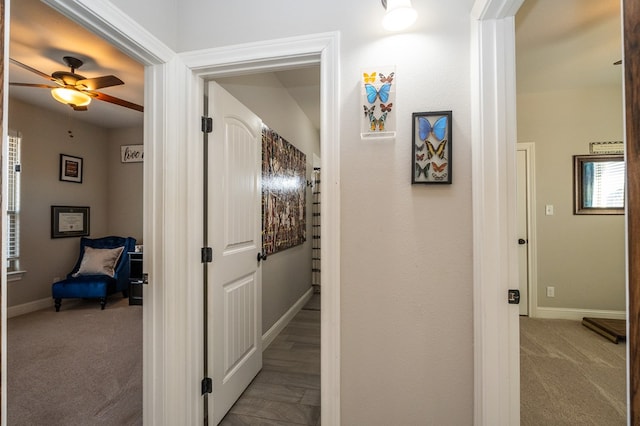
128;252;143;305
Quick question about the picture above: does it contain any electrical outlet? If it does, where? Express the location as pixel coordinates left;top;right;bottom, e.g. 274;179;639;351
547;286;555;297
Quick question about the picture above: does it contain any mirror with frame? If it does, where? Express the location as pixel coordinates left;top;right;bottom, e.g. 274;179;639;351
573;154;625;215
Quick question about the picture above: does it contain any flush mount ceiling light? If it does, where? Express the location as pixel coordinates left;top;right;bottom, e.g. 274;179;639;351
51;87;92;108
381;0;417;31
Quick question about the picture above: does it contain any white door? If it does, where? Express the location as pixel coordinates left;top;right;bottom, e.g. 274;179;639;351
516;148;529;316
207;81;263;424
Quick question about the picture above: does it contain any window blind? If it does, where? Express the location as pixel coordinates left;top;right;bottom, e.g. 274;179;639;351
7;133;20;270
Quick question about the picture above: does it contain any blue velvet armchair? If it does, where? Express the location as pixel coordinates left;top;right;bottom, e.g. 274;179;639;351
52;236;136;311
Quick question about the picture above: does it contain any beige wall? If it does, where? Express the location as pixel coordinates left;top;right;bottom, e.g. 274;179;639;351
107;127;143;243
217;73;320;333
517;86;625;311
7;97;143;307
101;0;476;423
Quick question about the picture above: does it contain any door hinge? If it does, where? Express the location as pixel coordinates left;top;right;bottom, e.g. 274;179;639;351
201;247;213;263
201;377;212;395
201;116;213;133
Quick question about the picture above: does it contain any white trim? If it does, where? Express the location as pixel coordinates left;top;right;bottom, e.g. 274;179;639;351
1;1;10;421
535;307;626;321
517;142;539;318
262;287;314;350
180;31;341;425
7;297;53;318
42;0;173;64
471;0;524;424
7;270;26;282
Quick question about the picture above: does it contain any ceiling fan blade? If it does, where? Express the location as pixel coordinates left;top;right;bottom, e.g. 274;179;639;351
76;75;124;91
92;91;144;112
9;82;58;89
9;58;57;83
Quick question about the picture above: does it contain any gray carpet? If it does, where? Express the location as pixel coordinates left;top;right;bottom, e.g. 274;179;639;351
520;316;626;425
7;295;142;425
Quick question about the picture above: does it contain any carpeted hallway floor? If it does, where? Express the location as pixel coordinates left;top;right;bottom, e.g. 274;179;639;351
520;316;626;425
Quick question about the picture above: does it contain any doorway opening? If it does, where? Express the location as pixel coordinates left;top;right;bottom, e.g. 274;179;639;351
210;68;322;424
5;0;145;423
515;0;627;423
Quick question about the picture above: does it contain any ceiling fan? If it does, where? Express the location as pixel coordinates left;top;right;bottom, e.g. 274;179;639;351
9;56;143;112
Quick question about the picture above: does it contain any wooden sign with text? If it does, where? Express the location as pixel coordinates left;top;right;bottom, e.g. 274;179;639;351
121;145;144;163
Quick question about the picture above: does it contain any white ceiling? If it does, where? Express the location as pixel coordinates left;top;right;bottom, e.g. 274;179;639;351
516;0;622;93
9;0;145;129
12;0;613;131
8;0;321;132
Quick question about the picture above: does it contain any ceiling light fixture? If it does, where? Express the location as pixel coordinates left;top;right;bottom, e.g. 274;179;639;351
51;87;92;107
381;0;417;32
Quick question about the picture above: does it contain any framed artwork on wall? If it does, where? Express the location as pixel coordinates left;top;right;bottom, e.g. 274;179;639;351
361;66;396;139
411;111;452;184
51;206;90;238
262;126;307;255
59;154;83;183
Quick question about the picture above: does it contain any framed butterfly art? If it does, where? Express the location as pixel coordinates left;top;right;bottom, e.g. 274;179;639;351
411;111;452;184
361;67;396;139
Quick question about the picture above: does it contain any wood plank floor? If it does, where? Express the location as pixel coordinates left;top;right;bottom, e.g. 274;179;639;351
220;294;321;425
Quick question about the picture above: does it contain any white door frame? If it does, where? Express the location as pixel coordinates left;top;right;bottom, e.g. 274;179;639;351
179;32;341;424
38;1;199;424
471;0;524;424
517;142;538;318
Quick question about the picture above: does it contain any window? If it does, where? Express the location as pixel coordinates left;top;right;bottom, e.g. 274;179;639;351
7;132;21;272
573;154;625;215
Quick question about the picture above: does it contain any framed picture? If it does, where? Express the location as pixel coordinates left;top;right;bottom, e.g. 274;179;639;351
412;111;452;184
51;206;90;238
60;154;83;183
573;154;624;215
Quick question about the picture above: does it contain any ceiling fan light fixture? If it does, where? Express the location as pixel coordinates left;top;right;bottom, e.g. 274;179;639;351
382;0;417;31
51;87;91;107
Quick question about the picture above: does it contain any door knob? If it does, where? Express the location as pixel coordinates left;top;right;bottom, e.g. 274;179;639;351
257;251;267;262
518;238;527;245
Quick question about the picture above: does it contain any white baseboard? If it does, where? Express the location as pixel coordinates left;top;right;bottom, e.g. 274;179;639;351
534;306;626;321
8;297;54;318
262;287;314;350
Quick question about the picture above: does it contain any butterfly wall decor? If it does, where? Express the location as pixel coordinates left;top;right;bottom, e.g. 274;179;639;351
426;140;447;160
419;116;448;142
363;105;375;117
363;72;377;83
365;83;391;104
411;111;452;184
379;72;395;83
369;112;388;131
415;162;430;178
360;67;396;139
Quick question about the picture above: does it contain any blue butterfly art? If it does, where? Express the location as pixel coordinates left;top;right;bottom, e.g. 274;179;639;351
365;83;391;104
418;116;448;142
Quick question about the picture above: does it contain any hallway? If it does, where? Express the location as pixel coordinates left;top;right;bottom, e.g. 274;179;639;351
221;294;321;425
